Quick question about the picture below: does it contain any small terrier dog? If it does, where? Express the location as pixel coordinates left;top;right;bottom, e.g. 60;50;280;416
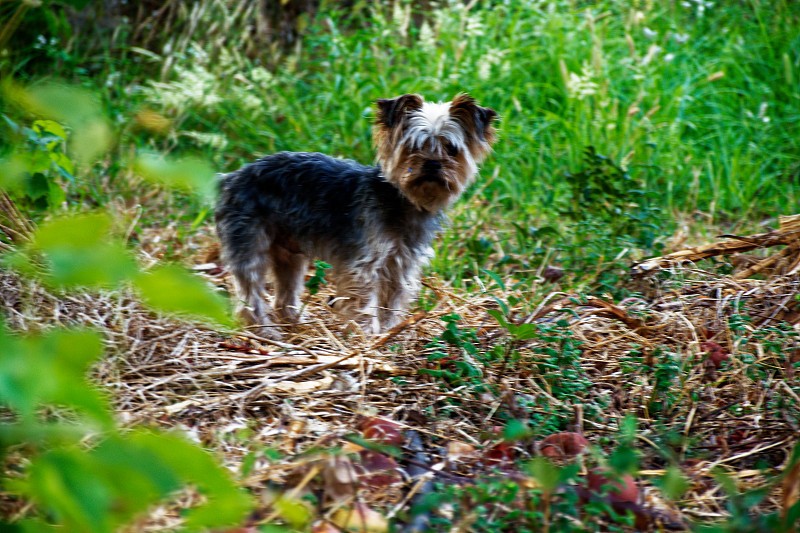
215;93;497;335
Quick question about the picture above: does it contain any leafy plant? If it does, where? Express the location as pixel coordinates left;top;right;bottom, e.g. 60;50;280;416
420;313;484;389
0;81;249;531
0;116;73;213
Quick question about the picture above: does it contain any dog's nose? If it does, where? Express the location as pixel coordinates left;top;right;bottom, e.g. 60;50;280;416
423;160;442;171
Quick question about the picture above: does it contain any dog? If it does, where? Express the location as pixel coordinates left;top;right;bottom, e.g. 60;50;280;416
215;93;497;336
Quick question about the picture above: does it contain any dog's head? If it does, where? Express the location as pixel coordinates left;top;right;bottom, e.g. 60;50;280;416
373;93;498;212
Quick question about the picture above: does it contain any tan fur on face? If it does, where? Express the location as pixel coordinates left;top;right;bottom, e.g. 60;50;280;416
373;93;498;212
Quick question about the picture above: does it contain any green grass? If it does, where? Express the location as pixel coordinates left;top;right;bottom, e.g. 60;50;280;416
4;1;799;289
115;1;800;281
115;1;799;212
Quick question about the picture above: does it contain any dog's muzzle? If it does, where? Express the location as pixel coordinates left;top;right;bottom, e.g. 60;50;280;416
418;160;444;183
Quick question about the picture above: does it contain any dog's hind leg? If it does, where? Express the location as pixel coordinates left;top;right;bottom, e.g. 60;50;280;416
229;242;271;329
269;241;308;324
216;211;272;330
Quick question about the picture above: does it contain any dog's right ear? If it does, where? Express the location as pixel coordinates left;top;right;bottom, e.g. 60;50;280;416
376;94;424;129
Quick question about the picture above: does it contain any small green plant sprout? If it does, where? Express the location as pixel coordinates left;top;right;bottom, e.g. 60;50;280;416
305;260;331;296
420;314;484;389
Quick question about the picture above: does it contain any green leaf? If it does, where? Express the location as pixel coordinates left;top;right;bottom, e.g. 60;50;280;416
619;414;637;443
502;419;530;442
0;327;111;426
304;260;330;296
272;495;311;529
5;83;113;165
25;151;52;174
26;172;50;200
32;119;67;140
134;153;216;201
480;269;506;291
487;308;508;328
490;295;510;316
30;214;138;289
740;486;770;509
46;178;66;207
48;150;75;179
134;264;233;327
24;434;183;533
240;451;257;476
70;118;113;166
658;466;688;500
512;323;539;340
712;468;738;496
787;499;800;529
609;442;639;474
17;429;251;532
0;154;28;191
526;457;560;492
129;431;253;530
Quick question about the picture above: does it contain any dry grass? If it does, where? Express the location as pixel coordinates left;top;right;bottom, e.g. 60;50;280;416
1;219;799;531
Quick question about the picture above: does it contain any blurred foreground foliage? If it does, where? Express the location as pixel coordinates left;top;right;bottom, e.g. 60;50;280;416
0;82;253;531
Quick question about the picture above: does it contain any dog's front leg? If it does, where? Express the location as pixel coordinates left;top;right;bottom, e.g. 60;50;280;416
329;268;381;334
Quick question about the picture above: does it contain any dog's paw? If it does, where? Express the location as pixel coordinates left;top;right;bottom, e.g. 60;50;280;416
250;324;286;342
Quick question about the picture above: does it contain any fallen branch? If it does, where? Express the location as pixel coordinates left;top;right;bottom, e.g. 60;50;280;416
632;214;800;275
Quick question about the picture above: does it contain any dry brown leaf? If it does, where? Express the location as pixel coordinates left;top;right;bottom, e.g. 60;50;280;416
331;503;389;532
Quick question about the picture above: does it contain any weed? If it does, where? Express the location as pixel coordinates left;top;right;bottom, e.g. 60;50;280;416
1;116;73;214
304;260;331;296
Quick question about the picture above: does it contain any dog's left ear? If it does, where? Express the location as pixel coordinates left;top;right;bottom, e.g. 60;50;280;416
376;94;424;129
450;93;498;143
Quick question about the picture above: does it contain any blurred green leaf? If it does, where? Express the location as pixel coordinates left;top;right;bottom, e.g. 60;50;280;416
134;153;216;201
487;308;508;328
129;431;253;529
502;419;530;442
24;433;184;533
0;154;28;191
134;264;233;327
272;495;311;529
70;119;113;166
481;269;506;291
511;323;539;340
0;326;111;426
657;466;688;500
33;119;67;141
49;150;74;177
619;414;637;443
19;430;252;532
260;525;293;533
713;468;738;496
490;295;509;316
4;83;113;165
28;213;138;289
609;442;638;475
526;457;560;492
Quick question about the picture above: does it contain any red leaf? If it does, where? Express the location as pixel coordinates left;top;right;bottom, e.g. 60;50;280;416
540;432;590;458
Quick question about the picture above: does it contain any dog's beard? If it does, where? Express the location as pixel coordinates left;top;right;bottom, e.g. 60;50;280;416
390;155;469;212
378;139;479;211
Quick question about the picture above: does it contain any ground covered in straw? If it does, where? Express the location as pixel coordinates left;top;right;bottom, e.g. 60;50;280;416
1;217;799;532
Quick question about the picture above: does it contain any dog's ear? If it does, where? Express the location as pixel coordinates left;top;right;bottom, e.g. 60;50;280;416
450;93;498;143
376;94;424;129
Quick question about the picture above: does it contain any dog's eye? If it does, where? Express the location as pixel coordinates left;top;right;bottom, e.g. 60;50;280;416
444;142;459;157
